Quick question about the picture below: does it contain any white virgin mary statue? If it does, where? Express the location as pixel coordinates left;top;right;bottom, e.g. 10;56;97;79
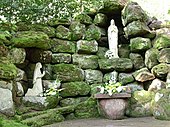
105;19;119;59
25;62;45;96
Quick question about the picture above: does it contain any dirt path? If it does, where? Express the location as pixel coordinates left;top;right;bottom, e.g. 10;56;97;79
43;117;170;127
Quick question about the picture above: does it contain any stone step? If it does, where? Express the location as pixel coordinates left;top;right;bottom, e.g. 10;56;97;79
21;112;64;127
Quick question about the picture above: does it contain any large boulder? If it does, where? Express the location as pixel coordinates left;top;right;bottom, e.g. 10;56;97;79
98;58;133;72
0;88;15;116
72;54;98;69
145;48;159;69
76;40;98;54
124;20;151;38
0;62;17;80
151;63;169;79
122;2;149;26
158;48;170;63
60;82;90;97
11;31;50;49
7;48;26;64
84;69;103;84
129;53;145;70
153;34;170;50
153;89;170;120
51;39;76;53
100;0;127;13
130;37;151;53
52;64;84;82
133;68;155;82
126;90;155;117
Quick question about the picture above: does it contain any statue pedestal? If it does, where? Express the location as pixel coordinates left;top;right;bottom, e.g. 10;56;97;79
94;93;131;120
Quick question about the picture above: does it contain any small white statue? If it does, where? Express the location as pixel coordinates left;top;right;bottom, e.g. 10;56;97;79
105;19;119;59
110;70;118;84
25;62;45;96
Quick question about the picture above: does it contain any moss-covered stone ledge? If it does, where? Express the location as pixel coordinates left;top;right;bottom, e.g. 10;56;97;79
98;58;133;72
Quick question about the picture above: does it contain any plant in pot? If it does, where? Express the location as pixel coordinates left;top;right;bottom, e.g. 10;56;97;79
94;80;131;120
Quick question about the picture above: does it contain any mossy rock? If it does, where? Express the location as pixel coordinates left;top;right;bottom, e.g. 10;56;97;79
75;97;99;118
52;53;71;64
0;31;12;45
153;89;170;120
7;48;26;64
124;20;151;38
76;40;98;54
74;13;93;25
30;24;56;38
151;63;169;79
60;82;90;97
69;21;86;41
118;73;134;85
21;112;64;127
98;58;133;72
52;64;84;82
48;18;71;27
0;62;17;80
122;2;149;26
145;48;159;69
85;24;102;41
56;25;72;40
158;48;170;63
126;90;155;117
129;53;145;70
130;37;151;53
51;39;76;53
118;44;130;58
60;97;88;107
100;0;126;13
153;34;170;50
0;22;18;32
72;54;99;69
11;31;50;49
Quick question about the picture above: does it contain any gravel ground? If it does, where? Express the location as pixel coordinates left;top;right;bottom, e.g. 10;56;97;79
43;117;170;127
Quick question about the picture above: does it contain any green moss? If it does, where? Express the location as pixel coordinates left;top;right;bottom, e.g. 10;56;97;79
46;96;60;109
74;13;92;25
75;97;99;118
154;89;170;120
60;82;90;97
52;64;84;82
51;39;76;53
153;34;170;50
11;31;50;49
0;117;28;127
0;62;17;79
85;24;102;41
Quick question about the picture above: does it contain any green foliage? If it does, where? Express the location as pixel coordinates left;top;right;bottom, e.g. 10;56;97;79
0;0;103;24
